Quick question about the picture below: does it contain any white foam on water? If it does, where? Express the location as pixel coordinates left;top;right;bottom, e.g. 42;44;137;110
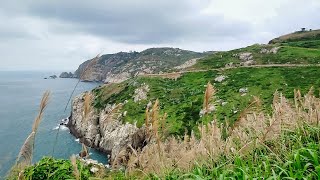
52;125;69;131
75;138;80;142
60;125;69;131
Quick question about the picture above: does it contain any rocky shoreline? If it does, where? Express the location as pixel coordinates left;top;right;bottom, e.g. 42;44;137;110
66;92;148;164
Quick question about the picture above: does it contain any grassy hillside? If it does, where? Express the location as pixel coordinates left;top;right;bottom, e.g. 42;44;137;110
17;87;320;179
93;66;320;137
269;29;320;44
193;44;320;70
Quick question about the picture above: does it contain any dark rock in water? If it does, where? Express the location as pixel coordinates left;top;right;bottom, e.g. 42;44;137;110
59;72;74;78
44;75;57;79
49;75;57;79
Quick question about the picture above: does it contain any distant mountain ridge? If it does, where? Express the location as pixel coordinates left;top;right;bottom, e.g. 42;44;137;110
69;47;205;82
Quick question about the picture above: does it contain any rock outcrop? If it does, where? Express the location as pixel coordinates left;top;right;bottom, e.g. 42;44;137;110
238;52;256;66
260;47;280;54
133;84;150;102
67;93;148;163
59;72;74;78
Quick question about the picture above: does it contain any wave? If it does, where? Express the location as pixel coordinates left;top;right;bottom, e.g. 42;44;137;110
52;125;69;131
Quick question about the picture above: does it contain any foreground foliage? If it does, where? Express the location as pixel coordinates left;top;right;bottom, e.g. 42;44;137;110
22;157;91;180
11;89;320;180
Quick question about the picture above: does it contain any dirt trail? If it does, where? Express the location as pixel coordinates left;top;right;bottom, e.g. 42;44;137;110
138;64;320;78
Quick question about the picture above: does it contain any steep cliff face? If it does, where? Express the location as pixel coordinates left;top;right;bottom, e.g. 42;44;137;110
73;48;204;82
68;92;147;163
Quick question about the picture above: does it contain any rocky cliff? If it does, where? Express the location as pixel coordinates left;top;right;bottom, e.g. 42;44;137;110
67;92;148;163
73;47;204;82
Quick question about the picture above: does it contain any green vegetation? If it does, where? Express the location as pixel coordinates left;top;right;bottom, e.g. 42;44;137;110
269;29;320;44
22;157;91;180
193;44;320;69
164;130;320;179
280;39;320;49
93;66;320;137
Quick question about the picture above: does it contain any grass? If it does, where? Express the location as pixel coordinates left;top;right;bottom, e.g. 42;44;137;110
280;39;320;49
269;29;320;44
15;89;320;179
193;44;320;69
118;88;320;179
92;66;320;137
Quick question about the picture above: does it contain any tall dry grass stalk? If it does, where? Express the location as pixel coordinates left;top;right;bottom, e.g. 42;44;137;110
70;155;80;180
82;92;93;121
202;82;215;115
11;91;50;177
79;143;89;158
53;54;100;156
125;88;320;176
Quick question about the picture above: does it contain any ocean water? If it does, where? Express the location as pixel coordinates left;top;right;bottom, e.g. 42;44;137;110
0;71;106;178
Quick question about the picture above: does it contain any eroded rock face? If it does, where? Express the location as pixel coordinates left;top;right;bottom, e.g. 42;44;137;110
104;72;131;84
133;84;150;102
174;58;199;70
68;93;147;163
214;75;226;82
239;52;253;61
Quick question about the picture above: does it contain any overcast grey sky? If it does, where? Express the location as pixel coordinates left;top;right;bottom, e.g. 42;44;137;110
0;0;319;71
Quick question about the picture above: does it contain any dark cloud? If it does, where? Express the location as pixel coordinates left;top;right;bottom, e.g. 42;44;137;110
18;0;253;44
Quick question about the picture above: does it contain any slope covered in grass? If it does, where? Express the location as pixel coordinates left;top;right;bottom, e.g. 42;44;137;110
92;66;320;137
193;44;320;70
18;89;320;180
269;29;320;44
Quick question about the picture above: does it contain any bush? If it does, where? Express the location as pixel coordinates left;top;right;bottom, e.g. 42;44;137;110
23;157;91;180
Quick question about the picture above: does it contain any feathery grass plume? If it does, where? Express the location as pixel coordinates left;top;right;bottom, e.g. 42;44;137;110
82;92;93;121
233;96;262;129
16;132;35;167
70;155;80;180
18;91;50;164
203;82;215;115
160;112;168;137
32;91;50;133
112;149;127;168
79;143;89;158
100;103;123;125
124;88;320;177
145;106;149;128
151;99;159;125
11;91;50;177
151;99;162;158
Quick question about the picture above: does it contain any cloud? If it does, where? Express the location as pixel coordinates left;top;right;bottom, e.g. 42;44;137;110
0;0;319;70
21;0;253;44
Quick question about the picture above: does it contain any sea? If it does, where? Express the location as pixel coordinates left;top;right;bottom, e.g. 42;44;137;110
0;71;107;178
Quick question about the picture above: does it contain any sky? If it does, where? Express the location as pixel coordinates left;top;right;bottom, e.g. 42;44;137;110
0;0;319;71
